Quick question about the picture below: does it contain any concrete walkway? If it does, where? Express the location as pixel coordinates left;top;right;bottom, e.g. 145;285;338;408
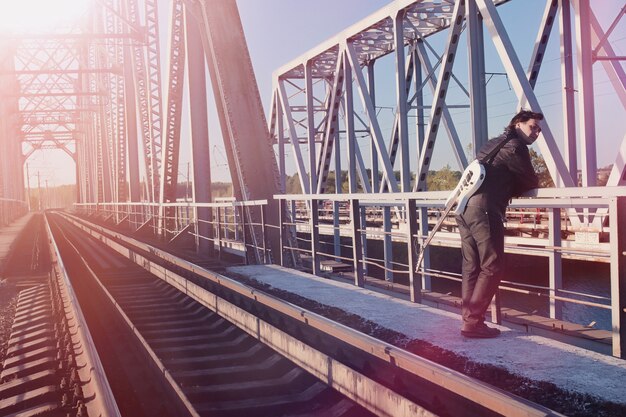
0;213;34;276
226;264;626;406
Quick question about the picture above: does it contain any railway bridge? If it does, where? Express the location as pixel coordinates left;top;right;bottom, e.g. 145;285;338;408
0;1;625;416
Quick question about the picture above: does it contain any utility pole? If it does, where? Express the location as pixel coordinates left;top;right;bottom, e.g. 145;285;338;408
37;171;41;211
25;164;31;211
186;162;190;201
45;180;49;210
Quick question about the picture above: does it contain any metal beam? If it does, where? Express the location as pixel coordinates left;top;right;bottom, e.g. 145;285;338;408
316;50;345;194
305;61;318;195
476;0;576;188
278;80;310;194
188;0;283;261
394;10;410;191
160;0;186;209
345;41;399;193
414;0;465;192
466;0;488;154
415;41;467;170
186;9;212;253
560;0;577;183
573;0;597;187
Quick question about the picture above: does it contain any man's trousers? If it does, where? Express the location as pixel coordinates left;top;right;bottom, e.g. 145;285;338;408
455;206;505;328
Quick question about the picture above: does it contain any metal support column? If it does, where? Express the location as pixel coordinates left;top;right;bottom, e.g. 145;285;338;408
559;0;578;184
310;198;321;275
610;197;626;358
123;36;141;206
573;0;597;187
367;62;379;192
413;45;425;157
186;10;212;253
419;207;431;291
383;206;393;282
333;113;342;260
466;0;488;153
305;61;317;195
549;208;564;319
190;0;283;261
394;10;410;191
407;200;422;302
277;96;286;193
351;199;364;287
344;53;357;194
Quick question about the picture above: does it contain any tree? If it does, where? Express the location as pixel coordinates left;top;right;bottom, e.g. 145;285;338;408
426;165;461;191
286;173;303;194
529;149;554;188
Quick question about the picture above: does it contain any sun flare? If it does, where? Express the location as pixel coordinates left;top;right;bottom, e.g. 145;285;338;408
0;0;92;34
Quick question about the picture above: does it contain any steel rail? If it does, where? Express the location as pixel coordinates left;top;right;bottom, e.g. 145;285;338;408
48;214;378;416
60;211;562;417
48;217;200;417
59;213;430;416
43;215;121;417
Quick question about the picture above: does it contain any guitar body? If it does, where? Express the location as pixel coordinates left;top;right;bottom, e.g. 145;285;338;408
445;160;486;215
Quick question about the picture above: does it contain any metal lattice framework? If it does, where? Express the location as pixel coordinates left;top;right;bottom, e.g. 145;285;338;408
0;0;166;210
1;0;624;250
0;40;22;205
268;0;626;221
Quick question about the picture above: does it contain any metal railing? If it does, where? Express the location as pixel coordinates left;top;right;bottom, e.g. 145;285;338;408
72;187;626;358
0;198;28;227
274;186;626;358
73;200;271;264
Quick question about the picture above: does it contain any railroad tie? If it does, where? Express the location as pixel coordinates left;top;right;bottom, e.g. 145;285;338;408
0;280;86;417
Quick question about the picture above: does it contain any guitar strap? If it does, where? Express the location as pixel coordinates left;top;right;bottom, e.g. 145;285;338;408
478;133;514;167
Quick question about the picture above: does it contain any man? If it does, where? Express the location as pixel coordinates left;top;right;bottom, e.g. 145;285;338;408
456;110;542;338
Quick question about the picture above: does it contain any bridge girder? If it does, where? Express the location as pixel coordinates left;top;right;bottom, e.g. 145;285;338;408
269;0;626;203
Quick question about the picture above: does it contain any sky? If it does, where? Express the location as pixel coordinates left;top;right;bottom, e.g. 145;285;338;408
5;0;626;189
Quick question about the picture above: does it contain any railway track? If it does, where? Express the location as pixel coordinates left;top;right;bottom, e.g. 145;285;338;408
4;211;563;417
47;213;379;417
0;214;119;417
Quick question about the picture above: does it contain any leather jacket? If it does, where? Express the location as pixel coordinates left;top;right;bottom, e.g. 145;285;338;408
466;128;539;216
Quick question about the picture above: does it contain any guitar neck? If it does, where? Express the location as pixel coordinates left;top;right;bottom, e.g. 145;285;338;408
415;200;457;271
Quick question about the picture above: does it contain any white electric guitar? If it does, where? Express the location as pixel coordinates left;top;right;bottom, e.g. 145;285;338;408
415;160;486;273
444;160;486;215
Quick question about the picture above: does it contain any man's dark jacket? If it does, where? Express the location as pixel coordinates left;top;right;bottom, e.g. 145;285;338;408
467;128;539;216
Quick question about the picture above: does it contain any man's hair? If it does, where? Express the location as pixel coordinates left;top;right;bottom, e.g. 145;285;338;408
507;110;544;130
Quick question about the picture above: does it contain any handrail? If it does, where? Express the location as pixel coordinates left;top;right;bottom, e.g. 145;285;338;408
273;185;626;202
74;200;267;208
0;197;28;204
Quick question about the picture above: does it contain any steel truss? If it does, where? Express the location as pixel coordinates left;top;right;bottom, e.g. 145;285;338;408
0;0;165;210
266;0;625;357
0;40;22;205
269;0;626;208
3;36;83;205
155;0;285;262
